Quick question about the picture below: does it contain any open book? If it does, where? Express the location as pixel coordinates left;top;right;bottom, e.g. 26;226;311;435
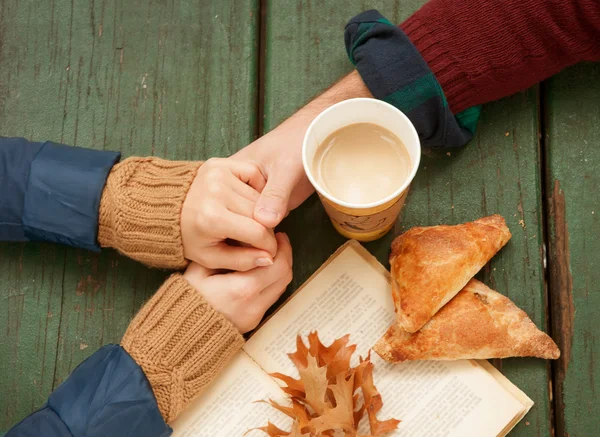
172;240;533;437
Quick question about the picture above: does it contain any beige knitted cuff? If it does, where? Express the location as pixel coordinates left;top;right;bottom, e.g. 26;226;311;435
98;157;201;269
122;273;245;423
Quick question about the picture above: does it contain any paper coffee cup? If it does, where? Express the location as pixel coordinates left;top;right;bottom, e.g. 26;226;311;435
302;98;421;242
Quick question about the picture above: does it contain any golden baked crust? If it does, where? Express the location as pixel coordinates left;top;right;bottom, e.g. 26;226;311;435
374;279;560;362
390;214;511;332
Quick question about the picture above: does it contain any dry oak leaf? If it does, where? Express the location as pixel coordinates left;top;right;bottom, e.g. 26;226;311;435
354;356;400;436
249;422;311;437
254;332;399;437
308;372;356;435
259;398;311;430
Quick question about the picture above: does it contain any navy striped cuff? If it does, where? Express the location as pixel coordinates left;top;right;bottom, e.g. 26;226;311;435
345;10;480;149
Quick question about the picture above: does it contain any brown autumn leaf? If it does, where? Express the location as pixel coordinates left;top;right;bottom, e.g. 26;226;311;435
254;332;400;437
270;372;306;399
245;422;289;437
308;372;356;435
288;422;312;437
260;399;311;429
306;333;357;380
354;357;401;436
300;353;331;415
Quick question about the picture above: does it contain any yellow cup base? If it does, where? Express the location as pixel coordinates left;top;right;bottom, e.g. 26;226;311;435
331;220;395;242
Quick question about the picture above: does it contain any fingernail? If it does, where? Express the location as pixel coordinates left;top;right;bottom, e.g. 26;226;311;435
256;257;274;267
282;232;290;243
257;207;280;222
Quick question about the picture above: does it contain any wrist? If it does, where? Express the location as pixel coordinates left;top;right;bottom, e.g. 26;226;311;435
298;71;372;119
122;273;244;423
266;71;371;147
280;71;371;203
98;157;201;269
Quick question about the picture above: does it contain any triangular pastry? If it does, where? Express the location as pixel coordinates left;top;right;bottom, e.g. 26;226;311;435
374;279;560;362
391;214;511;332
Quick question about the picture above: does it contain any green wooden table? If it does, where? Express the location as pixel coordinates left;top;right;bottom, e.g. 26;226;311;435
0;1;598;436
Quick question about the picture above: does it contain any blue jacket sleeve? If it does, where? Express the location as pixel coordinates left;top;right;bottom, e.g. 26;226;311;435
0;137;120;251
6;345;172;437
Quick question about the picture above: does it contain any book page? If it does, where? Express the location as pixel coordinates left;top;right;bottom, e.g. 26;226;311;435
476;360;534;436
245;241;529;437
477;360;534;408
171;352;288;437
246;241;395;368
365;358;525;437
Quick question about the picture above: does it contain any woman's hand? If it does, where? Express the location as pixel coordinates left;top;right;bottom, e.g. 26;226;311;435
181;158;278;271
183;232;293;333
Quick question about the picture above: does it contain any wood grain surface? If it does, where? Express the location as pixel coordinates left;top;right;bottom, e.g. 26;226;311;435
545;63;600;437
0;0;259;431
263;2;552;436
1;1;595;436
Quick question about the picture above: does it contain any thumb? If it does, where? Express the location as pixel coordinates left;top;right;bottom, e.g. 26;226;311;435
254;169;294;228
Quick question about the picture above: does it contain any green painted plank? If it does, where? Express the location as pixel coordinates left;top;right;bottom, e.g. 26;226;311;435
545;63;600;437
0;0;259;430
0;0;70;428
264;0;421;283
401;91;551;437
265;2;551;436
0;245;65;432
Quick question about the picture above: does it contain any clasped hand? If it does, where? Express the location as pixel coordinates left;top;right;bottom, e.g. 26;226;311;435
178;143;308;333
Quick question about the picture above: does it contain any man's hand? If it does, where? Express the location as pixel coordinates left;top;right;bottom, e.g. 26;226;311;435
183;232;293;333
181;158;278;271
233;114;316;228
233;71;372;228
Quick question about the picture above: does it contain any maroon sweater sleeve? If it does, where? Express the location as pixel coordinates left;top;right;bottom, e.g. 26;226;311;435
401;0;600;114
